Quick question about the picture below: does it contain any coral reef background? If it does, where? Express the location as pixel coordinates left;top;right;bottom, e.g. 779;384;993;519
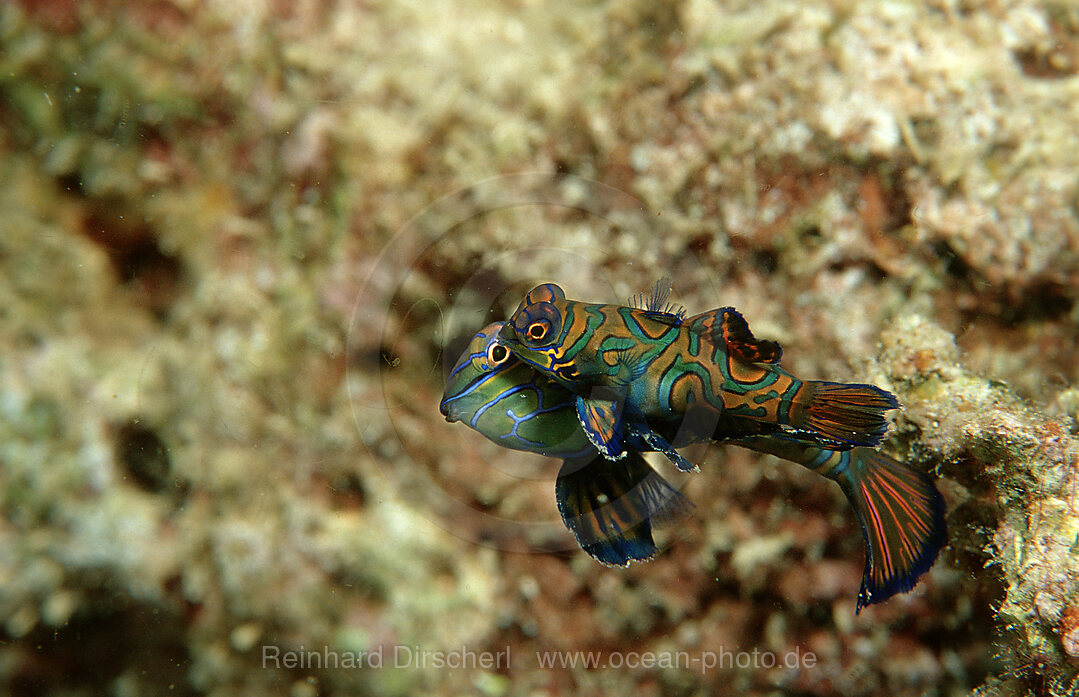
1;1;1077;695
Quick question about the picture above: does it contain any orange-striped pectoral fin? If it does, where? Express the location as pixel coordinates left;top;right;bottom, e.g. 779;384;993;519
575;394;626;459
555;453;694;567
794;381;900;447
832;448;947;613
691;307;782;363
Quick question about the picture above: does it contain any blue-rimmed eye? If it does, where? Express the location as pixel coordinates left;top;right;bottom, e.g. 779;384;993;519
486;341;510;366
513;301;562;347
527;322;548;341
464;322;507;374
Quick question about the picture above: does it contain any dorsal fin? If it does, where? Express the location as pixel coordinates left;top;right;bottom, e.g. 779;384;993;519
690;307;783;363
628;277;686;321
645;276;673;313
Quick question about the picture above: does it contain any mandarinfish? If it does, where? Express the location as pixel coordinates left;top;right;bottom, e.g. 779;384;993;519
497;280;900;469
440;319;946;613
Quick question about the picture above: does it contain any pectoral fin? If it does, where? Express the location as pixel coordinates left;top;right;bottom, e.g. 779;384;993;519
575;395;627;460
555;453;694;567
633;423;700;473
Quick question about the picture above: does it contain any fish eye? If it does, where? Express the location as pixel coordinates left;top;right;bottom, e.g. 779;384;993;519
527;322;548;341
512;301;562;347
487;343;510;365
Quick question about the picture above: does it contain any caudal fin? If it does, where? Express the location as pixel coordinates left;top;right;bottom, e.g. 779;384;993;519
555;453;693;567
834;448;947;613
791;382;900;447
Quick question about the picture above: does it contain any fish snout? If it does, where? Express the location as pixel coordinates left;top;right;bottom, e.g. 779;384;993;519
438;397;459;422
496;322;520;345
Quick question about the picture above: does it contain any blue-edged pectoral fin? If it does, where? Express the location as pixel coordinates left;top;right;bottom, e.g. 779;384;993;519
555;453;694;567
638;427;699;473
575;395;627;460
622;412;701;473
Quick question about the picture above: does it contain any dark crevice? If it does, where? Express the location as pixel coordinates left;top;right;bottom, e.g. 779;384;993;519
686;233;713;255
931;240;977;282
80;207;184;319
954;278;1077;329
55;173;86;196
115;420;180;496
998;280;1075;325
1014;46;1078;79
6;592;195;697
328;471;367;509
751;248;779;275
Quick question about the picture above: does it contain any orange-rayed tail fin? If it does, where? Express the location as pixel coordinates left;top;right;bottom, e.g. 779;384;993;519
833;448;947;612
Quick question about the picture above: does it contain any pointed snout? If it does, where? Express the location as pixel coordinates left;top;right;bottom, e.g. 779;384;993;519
496;322;519;345
438;396;458;422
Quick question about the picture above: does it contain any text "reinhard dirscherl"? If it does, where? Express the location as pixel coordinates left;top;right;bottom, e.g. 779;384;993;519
262;644;510;670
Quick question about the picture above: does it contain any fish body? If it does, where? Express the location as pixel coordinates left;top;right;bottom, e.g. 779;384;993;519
443;316;945;612
497;283;899;462
443;322;709;472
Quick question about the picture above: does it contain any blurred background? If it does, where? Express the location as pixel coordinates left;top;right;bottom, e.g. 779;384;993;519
1;1;1078;695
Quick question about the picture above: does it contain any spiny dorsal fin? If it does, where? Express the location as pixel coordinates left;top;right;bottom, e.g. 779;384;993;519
628;277;686;322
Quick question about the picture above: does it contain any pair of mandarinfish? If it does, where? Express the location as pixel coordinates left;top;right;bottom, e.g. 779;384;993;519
439;279;946;613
